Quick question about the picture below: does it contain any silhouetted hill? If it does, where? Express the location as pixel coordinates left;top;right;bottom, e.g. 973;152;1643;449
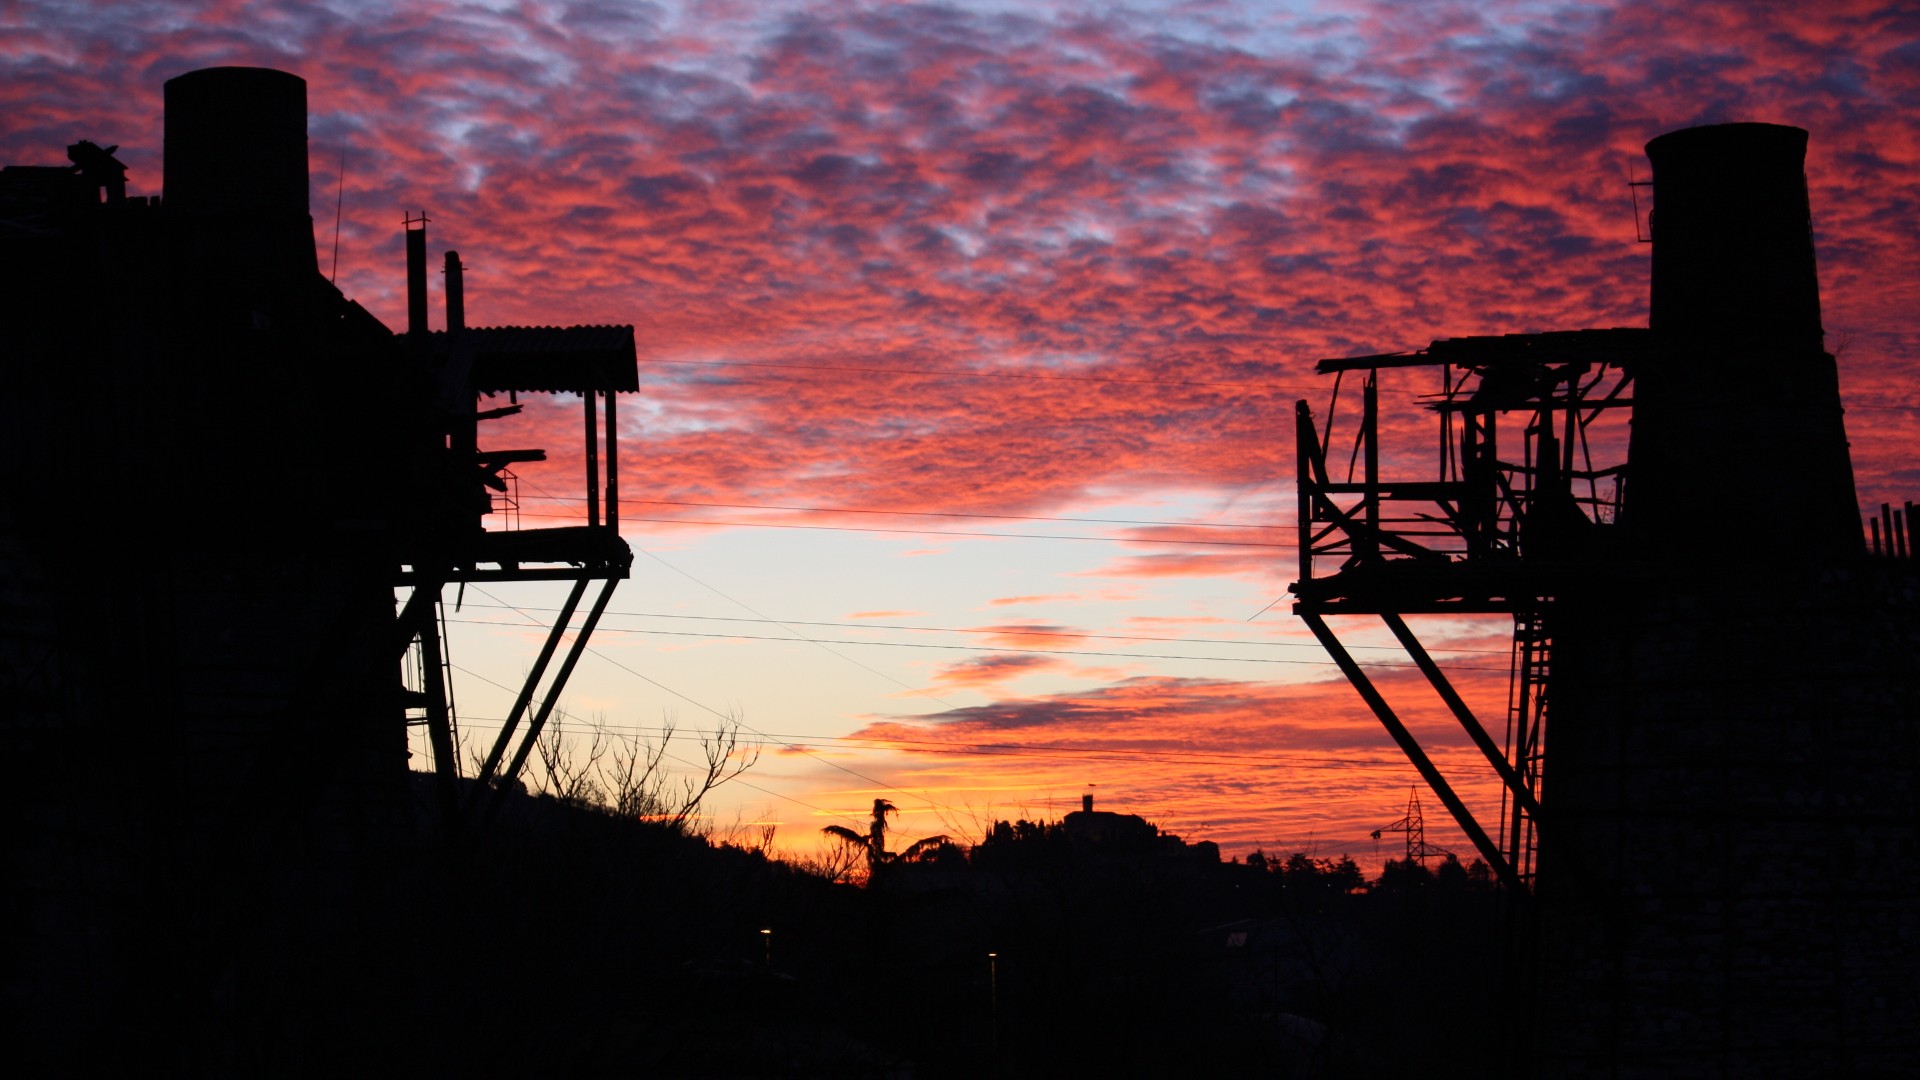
349;788;1506;1077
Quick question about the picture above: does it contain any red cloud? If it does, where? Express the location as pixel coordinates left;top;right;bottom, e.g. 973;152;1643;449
13;0;1909;529
927;652;1061;690
818;664;1520;865
11;1;1915;859
973;623;1092;648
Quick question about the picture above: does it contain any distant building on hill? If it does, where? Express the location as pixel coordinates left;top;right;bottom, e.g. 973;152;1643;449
1062;792;1158;847
974;794;1219;865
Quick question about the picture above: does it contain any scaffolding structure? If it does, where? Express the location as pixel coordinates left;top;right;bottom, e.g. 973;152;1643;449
1291;329;1648;891
389;231;638;822
1292;123;1920;1074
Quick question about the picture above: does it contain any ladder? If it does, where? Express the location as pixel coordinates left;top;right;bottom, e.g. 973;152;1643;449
1504;612;1551;885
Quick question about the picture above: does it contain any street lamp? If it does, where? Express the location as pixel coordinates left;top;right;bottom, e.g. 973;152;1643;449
988;951;1000;1060
760;927;772;970
988;952;999;1017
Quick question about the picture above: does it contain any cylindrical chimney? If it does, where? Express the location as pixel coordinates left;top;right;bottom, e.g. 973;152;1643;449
1624;122;1860;567
1646;123;1822;352
162;66;317;279
163;67;309;218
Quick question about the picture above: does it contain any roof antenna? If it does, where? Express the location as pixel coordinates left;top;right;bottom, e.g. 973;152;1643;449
330;145;347;281
1627;157;1653;244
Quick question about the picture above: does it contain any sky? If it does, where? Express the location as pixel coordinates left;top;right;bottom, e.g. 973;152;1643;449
7;0;1918;869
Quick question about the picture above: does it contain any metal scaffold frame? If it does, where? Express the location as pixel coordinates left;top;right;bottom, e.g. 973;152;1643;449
390;229;639;823
1291;329;1651;891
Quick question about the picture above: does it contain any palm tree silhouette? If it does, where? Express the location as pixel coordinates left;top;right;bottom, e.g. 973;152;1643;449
821;798;950;877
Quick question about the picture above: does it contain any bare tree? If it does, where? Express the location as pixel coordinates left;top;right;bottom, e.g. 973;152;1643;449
714;817;781;856
602;712;759;831
529;709;611;805
514;710;761;834
792;837;866;884
601;714;674;818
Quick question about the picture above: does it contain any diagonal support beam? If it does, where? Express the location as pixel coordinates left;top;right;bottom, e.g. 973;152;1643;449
1379;611;1548;831
1300;612;1521;891
394;574;446;659
412;595;461;821
487;575;620;816
468;575;591;799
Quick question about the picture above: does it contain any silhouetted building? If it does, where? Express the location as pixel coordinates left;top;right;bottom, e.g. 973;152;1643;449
1;66;634;1070
1063;792;1160;847
1537;124;1918;1077
1291;123;1919;1075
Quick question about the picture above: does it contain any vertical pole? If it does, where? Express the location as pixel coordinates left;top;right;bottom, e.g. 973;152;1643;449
584;390;600;527
1563;369;1579;476
436;596;461;756
1510;617;1537;877
1485;413;1500;545
1295;401;1316;590
1463;413;1483;556
1363;372;1379;550
605;390;619;533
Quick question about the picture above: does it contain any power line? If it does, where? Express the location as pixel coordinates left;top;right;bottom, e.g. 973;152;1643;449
444;614;1508;671
451;478;1476;827
452;711;1428;773
510;473;959;704
587;642;979;822
509;511;1299;548
632;547;958;708
502;474;961;706
437;703;867;827
524;494;1294;532
464;582;975;825
451;602;1511;655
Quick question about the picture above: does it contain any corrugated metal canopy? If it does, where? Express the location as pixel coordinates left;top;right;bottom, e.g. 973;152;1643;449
434;325;639;392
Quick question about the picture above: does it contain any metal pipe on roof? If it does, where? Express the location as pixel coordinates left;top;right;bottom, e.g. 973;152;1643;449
444;250;464;335
406;214;428;338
